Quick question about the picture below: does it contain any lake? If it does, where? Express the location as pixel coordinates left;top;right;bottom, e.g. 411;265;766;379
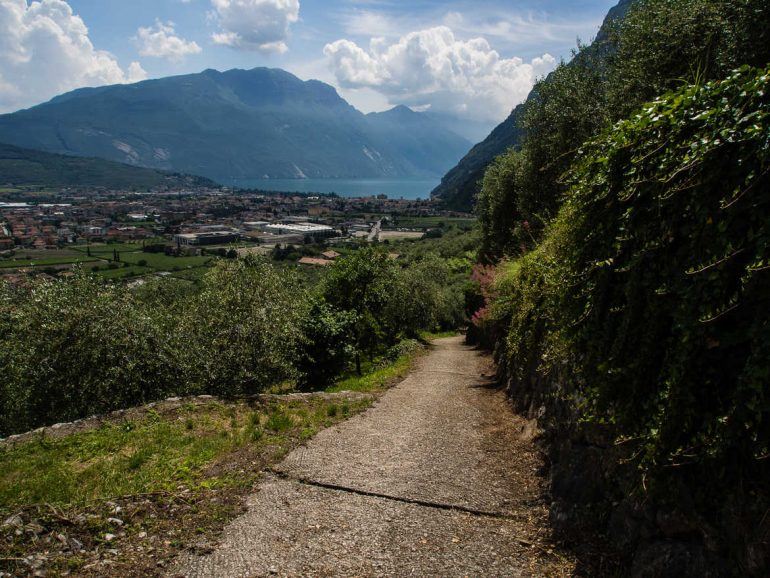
231;178;440;200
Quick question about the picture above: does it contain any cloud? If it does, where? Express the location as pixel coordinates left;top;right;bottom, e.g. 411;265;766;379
324;26;556;123
0;0;146;113
210;0;299;53
134;20;202;62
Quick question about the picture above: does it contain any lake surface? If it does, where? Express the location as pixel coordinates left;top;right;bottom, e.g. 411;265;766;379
232;178;440;200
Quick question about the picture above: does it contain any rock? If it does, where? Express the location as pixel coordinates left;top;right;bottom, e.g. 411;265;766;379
2;514;23;529
550;445;607;504
107;517;124;526
608;500;654;549
25;522;45;535
104;533;116;542
138;531;147;539
631;541;727;578
655;509;698;539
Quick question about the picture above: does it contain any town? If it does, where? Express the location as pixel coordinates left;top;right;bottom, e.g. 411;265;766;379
0;186;474;283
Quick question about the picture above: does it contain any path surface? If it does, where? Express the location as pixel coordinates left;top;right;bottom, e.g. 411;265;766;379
170;337;573;577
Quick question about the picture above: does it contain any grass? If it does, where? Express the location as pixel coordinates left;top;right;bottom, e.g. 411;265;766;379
0;398;370;510
94;265;153;279
0;395;373;575
420;329;461;340
169;266;212;282
72;243;145;255
0;256;100;268
327;347;425;393
119;252;212;270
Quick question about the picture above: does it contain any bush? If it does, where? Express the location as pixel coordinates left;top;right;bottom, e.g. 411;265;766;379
322;248;399;371
296;300;357;389
0;257;306;435
556;67;770;491
0;243;469;435
492;67;770;563
178;256;303;396
0;273;182;435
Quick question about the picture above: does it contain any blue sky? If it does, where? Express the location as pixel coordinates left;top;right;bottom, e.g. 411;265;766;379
0;0;618;124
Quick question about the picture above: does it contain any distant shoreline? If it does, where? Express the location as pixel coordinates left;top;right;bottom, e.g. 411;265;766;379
229;178;439;200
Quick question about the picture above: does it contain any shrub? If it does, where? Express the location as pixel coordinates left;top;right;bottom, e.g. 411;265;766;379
296;299;357;389
178;256;303;396
0;273;182;435
494;68;770;557
556;67;770;491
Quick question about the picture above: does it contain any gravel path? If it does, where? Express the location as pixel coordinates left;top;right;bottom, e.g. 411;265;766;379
170;336;574;577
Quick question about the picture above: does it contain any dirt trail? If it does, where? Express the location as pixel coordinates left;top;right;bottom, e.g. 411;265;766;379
170;336;574;577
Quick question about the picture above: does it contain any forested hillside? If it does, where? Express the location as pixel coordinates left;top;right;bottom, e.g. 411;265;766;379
467;0;770;573
0;143;215;190
430;0;634;211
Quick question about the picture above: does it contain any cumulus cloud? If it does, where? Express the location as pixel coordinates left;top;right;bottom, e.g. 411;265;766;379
210;0;299;53
324;26;556;122
134;20;202;62
0;0;146;113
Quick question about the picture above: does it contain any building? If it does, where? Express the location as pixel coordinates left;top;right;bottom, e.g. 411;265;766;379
264;222;336;237
174;230;240;246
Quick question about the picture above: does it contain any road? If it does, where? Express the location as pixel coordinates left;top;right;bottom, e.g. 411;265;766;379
367;219;381;242
170;336;573;577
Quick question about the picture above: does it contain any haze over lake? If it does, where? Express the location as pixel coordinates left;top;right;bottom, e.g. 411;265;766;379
234;178;440;199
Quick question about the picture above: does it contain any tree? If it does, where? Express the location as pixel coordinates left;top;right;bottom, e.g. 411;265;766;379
322;248;398;374
179;256;303;395
296;299;357;388
0;272;182;435
476;149;525;261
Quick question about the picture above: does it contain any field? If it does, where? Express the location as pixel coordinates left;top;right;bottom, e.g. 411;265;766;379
0;255;98;269
169;266;211;282
118;251;212;270
73;243;145;255
94;265;153;279
0;242;216;281
378;230;424;241
386;216;476;230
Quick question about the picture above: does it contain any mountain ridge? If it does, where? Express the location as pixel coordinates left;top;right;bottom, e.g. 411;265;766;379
0;67;471;184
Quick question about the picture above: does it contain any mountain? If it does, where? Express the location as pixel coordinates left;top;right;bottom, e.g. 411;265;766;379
365;106;478;177
0;68;470;183
431;0;635;211
0;143;215;190
422;112;497;144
